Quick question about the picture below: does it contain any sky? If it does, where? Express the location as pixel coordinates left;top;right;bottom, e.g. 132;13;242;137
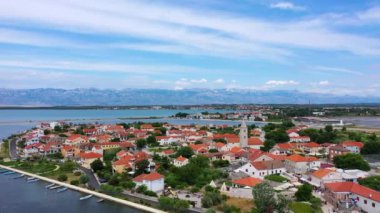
0;0;380;96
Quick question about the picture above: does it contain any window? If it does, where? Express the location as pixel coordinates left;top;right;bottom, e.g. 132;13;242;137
364;200;367;204
372;203;375;208
245;169;248;172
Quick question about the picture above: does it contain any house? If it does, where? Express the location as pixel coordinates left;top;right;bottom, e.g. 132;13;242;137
61;145;76;158
79;152;103;169
324;182;380;213
113;155;134;174
328;145;350;161
159;149;175;156
221;177;263;199
301;142;323;155
132;172;164;192
156;136;181;146
24;143;43;157
231;176;263;188
65;134;88;145
234;160;285;179
247;137;264;149
40;142;61;156
140;124;154;132
308;168;343;187
189;144;208;154
289;136;310;143
342;141;364;154
173;156;189;167
284;154;321;174
270;143;295;155
222;147;246;163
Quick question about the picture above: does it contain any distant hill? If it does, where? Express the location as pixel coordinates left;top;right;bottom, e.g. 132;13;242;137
0;88;379;106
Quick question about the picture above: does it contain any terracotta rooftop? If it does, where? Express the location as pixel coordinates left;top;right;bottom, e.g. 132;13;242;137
232;177;263;187
133;172;164;182
325;182;380;202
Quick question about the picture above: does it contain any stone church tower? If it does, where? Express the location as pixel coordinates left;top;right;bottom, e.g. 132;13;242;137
239;120;248;147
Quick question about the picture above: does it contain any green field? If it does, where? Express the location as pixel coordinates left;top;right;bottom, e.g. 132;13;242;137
289;202;313;213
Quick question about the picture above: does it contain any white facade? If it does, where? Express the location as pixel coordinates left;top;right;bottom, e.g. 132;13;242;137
234;162;286;179
134;178;164;192
285;160;321;174
354;194;380;213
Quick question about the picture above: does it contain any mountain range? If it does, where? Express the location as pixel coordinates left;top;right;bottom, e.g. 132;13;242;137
0;88;379;106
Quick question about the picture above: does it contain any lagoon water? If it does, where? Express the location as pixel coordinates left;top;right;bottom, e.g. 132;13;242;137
0;173;141;213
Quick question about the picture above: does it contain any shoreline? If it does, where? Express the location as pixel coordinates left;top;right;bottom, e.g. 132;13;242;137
0;164;165;213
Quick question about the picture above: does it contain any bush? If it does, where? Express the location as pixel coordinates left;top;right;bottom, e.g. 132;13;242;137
79;175;89;184
74;171;82;176
136;185;148;193
58;174;68;182
159;197;189;213
264;174;287;183
295;184;312;201
70;180;79;185
143;190;157;197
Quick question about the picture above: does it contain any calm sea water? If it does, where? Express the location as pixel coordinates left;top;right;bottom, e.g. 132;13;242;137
0;173;141;213
0;109;259;139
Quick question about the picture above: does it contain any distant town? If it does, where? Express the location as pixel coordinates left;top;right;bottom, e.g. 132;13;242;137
1;111;380;213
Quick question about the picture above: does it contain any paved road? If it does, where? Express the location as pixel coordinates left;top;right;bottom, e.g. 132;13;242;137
79;166;100;190
9;138;18;160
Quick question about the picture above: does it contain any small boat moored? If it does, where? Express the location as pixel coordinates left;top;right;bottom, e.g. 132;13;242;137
79;195;93;200
27;179;39;183
50;185;61;190
96;199;104;203
13;174;25;179
46;183;55;188
57;187;68;193
4;171;16;175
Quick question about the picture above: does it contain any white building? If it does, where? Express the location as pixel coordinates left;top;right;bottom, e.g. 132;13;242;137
132;172;164;192
234;160;286;179
284;154;321;174
173;156;189;167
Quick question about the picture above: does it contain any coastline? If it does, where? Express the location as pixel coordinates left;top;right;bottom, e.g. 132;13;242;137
0;164;165;213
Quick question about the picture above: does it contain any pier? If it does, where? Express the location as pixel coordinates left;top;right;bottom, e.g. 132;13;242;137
0;164;166;213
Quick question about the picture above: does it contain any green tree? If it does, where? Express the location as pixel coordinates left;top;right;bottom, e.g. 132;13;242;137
158;196;189;213
261;139;276;152
333;153;370;171
58;174;68;182
176;146;194;158
136;139;147;149
146;135;159;147
90;159;104;172
79;175;89;184
295;184;312;201
361;141;380;154
358;175;380;191
135;159;150;175
252;182;289;213
44;129;51;135
54;125;62;132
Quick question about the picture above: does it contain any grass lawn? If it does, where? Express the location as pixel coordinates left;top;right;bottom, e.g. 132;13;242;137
0;141;10;159
289;202;313;213
264;174;287;183
225;197;254;213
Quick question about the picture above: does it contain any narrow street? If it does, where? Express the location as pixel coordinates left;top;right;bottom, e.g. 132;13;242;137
79;166;100;190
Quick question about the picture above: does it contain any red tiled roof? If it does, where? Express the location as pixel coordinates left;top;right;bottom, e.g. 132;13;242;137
248;137;263;145
311;168;333;179
251;160;284;170
162;149;175;155
325;182;380;202
79;152;102;159
133;172;164;182
176;155;187;162
286;154;319;162
113;155;134;166
276;143;296;150
232;177;263;187
303;142;321;148
342;141;364;148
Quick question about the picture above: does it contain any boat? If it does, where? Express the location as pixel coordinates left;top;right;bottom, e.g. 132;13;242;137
13;174;25;179
50;185;61;190
96;199;104;203
3;171;16;175
57;187;68;193
0;169;8;173
46;183;55;188
27;177;37;181
27;179;39;183
79;195;93;200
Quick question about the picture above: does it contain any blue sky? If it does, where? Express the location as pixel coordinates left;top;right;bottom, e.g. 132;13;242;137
0;0;380;96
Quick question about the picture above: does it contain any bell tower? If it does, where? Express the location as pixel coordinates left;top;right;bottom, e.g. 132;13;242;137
239;120;248;147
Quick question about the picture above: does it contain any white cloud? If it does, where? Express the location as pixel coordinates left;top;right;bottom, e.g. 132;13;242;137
0;0;379;60
312;66;363;76
265;80;299;86
270;2;306;11
318;80;330;85
174;78;208;89
214;78;224;84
